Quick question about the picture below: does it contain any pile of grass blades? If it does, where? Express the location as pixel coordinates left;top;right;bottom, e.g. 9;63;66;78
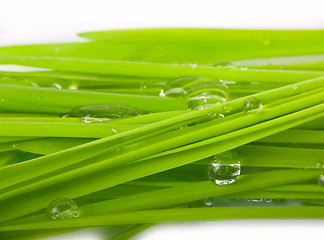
0;28;323;240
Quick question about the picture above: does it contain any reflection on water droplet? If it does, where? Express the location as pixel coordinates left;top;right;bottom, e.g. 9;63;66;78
164;88;187;98
223;104;232;113
180;60;197;69
72;104;138;123
212;61;234;68
316;161;324;169
159;89;165;97
318;175;324;186
208;150;241;185
69;85;78;90
208;111;224;119
51;83;62;90
204;198;213;206
240;67;248;71
291;85;298;90
112;128;118;134
46;198;78;220
243;97;262;114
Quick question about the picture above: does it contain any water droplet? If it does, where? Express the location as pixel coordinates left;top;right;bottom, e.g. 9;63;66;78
46;198;78;220
204;198;213;206
51;83;62;90
212;61;234;68
208;111;224;119
318;175;324;186
291;85;298;91
208;150;241;185
112;128;118;134
164;77;229;110
240;67;248;71
223;104;232;113
159;89;165;97
69;85;78;90
180;60;197;69
72;104;139;122
316;161;324;169
243;97;262;114
264;198;272;203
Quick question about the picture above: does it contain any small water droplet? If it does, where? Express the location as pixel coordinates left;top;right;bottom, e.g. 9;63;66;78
51;83;62;90
223;104;232;113
318;175;324;186
208;111;224;119
69;85;78;90
240;67;248;71
243;97;262;114
72;104;138;122
291;85;298;90
204;198;213;206
208;150;241;185
180;60;197;69
212;61;234;68
46;198;78;220
316;161;324;169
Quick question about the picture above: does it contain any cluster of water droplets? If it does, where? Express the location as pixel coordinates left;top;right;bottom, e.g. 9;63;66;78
69;104;139;123
208;150;241;185
163;77;229;110
46;198;79;220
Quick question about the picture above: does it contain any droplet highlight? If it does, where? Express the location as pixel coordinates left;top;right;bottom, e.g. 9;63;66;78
46;198;78;220
318;175;324;186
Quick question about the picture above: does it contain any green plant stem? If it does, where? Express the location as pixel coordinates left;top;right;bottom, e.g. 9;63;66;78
108;224;154;240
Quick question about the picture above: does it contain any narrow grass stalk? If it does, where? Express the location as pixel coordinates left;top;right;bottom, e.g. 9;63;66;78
0;85;187;114
0;56;322;83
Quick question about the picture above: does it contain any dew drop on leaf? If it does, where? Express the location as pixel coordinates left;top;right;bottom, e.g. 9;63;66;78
243;97;262;114
46;198;78;220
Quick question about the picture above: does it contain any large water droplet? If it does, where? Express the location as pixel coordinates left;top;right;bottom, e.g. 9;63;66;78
71;104;139;122
243;97;262;114
46;198;78;220
164;77;229;109
318;175;324;186
208;150;241;185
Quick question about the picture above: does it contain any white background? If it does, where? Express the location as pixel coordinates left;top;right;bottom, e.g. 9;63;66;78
1;0;324;239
